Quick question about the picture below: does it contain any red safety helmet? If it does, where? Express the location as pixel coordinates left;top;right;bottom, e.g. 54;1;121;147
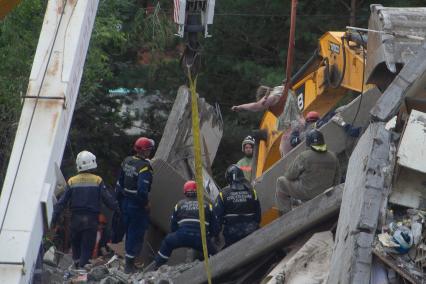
305;111;320;123
134;137;154;152
183;180;197;195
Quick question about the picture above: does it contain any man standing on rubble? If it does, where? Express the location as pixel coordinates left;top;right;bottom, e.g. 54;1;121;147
52;151;120;268
116;137;154;273
151;180;218;269
236;135;255;182
275;129;341;214
215;165;261;247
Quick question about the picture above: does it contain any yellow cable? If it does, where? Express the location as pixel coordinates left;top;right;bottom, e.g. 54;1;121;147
188;70;213;284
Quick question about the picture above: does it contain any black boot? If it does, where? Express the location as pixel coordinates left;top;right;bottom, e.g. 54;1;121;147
124;256;136;274
143;261;159;273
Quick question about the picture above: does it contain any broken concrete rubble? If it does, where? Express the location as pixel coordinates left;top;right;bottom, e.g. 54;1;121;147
265;231;334;284
370;41;426;122
328;122;396;284
41;255;197;284
366;4;426;89
367;5;426;121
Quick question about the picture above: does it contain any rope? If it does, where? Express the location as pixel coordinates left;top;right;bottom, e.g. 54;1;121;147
187;70;212;284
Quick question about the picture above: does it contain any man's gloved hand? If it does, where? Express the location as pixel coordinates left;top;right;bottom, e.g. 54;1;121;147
331;113;347;127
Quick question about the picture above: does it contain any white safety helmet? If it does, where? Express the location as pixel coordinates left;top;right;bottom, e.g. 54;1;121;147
241;135;255;152
76;150;97;172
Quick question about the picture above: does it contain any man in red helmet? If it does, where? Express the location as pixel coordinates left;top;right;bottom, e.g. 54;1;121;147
151;180;218;269
279;111;320;157
115;137;155;273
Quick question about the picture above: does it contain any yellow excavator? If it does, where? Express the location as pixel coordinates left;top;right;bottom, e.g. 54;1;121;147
254;31;369;178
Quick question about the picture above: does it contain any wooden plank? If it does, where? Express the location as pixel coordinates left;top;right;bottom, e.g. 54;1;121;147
173;184;343;284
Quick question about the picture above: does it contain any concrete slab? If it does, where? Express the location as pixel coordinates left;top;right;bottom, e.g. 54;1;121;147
369;41;426;121
149;159;186;233
155;85;223;177
389;168;426;209
366;5;426;88
328;123;396;284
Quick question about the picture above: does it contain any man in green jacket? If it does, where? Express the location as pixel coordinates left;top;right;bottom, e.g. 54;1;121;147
275;129;341;213
236;136;255;182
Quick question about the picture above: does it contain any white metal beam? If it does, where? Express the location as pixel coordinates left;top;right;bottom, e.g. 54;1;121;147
0;0;99;282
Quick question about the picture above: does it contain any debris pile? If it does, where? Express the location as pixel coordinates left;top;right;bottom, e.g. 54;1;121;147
41;248;198;284
374;208;426;283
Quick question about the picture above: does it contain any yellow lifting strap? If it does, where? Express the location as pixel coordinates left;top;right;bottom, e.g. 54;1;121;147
188;71;213;284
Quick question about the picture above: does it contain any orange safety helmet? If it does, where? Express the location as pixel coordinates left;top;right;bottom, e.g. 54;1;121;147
305;111;320;123
134;137;155;152
183;180;197;196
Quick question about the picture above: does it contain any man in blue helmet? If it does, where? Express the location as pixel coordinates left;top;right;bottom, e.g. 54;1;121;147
275;129;341;214
214;165;261;247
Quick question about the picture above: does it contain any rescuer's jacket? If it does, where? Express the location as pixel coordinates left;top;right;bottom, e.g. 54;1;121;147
215;183;261;227
116;156;153;207
53;172;119;221
171;195;218;236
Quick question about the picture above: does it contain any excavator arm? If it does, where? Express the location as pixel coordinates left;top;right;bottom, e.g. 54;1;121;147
255;31;368;178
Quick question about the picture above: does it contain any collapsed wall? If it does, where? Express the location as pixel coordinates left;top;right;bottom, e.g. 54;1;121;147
328;123;396;283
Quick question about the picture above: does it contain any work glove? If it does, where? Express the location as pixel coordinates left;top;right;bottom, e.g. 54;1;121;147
331;113;347;127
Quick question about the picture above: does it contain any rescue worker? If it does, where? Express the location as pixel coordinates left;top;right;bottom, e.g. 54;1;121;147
275;129;341;214
279;111;320;157
215;165;261;247
116;137;154;273
52;151;119;268
153;180;218;268
236;136;255;181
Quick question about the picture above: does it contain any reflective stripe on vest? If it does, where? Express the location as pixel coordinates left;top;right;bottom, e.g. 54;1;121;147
178;218;210;226
224;213;255;218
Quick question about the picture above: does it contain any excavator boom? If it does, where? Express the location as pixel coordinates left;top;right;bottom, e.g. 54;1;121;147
255;31;367;178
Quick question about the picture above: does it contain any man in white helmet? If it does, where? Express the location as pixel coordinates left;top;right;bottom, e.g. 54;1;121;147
52;151;120;268
236;135;255;182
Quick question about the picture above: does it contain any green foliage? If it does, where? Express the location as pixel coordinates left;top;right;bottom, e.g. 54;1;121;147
2;0;426;189
0;0;45;186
